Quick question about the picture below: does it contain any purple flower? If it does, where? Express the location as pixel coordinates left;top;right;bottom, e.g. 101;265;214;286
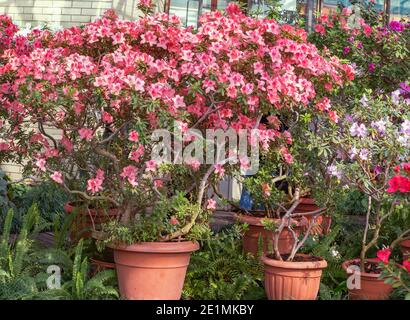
374;165;382;176
344;114;354;122
399;82;410;94
327;165;342;179
402;119;410;136
349;147;358;159
368;63;375;73
350;122;368;137
359;149;369;160
391;89;401;104
360;94;369;107
356;41;363;49
389;21;404;32
343;46;351;55
371;120;386;135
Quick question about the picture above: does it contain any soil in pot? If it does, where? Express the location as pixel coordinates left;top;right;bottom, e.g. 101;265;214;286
262;253;327;300
111;241;199;300
64;202;119;242
342;258;392;300
236;214;302;256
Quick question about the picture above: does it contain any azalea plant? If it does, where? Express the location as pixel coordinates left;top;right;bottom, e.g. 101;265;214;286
309;1;410;97
377;247;410;300
0;3;352;244
306;92;410;271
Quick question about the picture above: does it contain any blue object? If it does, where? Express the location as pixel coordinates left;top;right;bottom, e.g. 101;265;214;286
239;187;264;211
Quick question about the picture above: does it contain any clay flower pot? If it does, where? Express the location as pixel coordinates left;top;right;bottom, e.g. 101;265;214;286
342;258;392;300
90;258;115;276
262;254;327;300
64;202;119;241
400;239;410;259
296;198;331;235
111;241;199;300
236;214;301;256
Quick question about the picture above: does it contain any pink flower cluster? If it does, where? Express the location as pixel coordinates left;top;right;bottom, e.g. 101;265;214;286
0;5;352;197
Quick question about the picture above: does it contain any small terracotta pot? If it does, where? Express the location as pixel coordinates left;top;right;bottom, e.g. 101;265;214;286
90;258;115;276
111;241;199;300
342;258;392;300
64;202;119;241
400;239;410;259
236;214;301;256
262;254;327;300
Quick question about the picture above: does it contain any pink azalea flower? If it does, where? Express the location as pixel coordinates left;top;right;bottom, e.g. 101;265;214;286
145;160;157;172
35;158;46;172
50;171;63;184
214;164;225;178
87;177;103;194
78;128;94;141
206;199;217;211
128;130;139;142
120;165;137;186
187;159;201;171
102;112;113;124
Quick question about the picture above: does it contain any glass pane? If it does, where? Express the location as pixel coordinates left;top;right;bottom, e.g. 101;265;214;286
168;0;213;27
390;0;410;20
321;0;385;16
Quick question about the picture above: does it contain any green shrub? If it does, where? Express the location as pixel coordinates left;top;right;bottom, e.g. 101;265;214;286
182;225;265;300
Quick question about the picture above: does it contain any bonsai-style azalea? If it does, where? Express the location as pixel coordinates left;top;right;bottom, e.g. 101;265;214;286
0;4;352;243
309;92;409;271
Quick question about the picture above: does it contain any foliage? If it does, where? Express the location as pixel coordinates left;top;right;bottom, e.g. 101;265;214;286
0;204;118;300
182;225;265;300
98;193;212;245
309;2;410;97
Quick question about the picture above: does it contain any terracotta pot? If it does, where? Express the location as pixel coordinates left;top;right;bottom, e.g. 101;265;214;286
296;198;331;235
90;258;115;276
111;241;199;300
64;202;119;241
342;258;392;300
236;214;301;256
400;239;410;259
262;254;327;300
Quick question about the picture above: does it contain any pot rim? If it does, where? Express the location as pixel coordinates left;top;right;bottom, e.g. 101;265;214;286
400;239;410;247
342;258;384;278
235;214;303;228
261;254;327;270
109;240;200;253
64;201;119;215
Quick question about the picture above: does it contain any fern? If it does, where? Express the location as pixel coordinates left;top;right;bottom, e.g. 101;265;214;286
183;225;265;300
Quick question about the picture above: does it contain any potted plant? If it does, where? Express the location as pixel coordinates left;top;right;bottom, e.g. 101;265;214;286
0;3;352;299
309;93;409;300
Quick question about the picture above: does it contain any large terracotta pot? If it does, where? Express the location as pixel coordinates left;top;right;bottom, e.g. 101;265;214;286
64;202;119;241
400;239;410;259
236;214;302;256
342;258;392;300
111;241;199;300
262;254;327;300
